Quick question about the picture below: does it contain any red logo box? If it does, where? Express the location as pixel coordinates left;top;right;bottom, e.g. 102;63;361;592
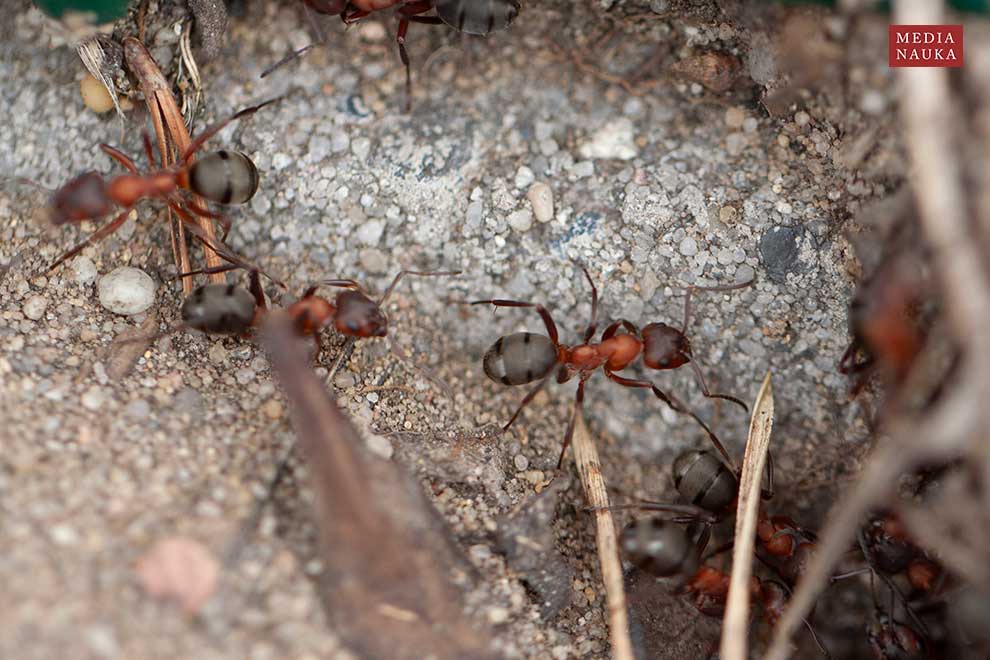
889;25;963;67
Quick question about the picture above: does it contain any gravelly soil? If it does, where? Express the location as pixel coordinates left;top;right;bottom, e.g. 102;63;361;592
0;1;926;657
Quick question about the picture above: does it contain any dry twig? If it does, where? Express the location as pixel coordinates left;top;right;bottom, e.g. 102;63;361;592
572;413;634;660
260;312;497;659
720;372;774;660
766;1;990;657
123;37;224;294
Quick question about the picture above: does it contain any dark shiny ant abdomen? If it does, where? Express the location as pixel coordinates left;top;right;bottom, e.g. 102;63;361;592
188;150;260;205
483;332;558;386
434;0;520;35
181;283;258;334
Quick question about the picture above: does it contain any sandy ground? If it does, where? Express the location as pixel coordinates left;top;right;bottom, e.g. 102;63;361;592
0;1;927;657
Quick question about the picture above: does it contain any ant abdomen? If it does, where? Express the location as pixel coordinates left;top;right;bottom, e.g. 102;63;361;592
641;322;691;370
188;150;260;205
620;517;701;579
483;332;558;386
673;449;738;513
181;283;258;334
434;0;520;35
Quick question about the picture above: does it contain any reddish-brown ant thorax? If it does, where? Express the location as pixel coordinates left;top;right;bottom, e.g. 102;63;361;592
601;333;641;371
51;171;112;224
641;322;692;369
334;291;387;338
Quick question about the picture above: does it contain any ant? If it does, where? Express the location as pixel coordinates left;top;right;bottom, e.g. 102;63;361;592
839;253;929;399
605;445;816;586
170;259;459;361
40;97;281;275
863;567;931;660
470;263;752;468
271;1;520;109
618;515;829;655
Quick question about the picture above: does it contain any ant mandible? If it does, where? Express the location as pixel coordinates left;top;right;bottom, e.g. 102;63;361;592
274;1;519;109
42;97;281;274
471;263;752;468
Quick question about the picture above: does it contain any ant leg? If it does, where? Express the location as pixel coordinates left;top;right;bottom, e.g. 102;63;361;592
703;539;735;561
605;371;736;472
689;360;749;413
142;132;156;168
601;319;641;341
762;449;775;500
182;198;231;241
99;145;140;174
681;278;754;334
248;269;266;311
830;567;872;582
556;379;587;469
503;374;553;431
45;207;133;273
588;501;717;525
470;299;560;346
261;44;323;78
395;2;442;111
378;269;460;305
572;262;599;342
180;97;285;164
173;263;242;279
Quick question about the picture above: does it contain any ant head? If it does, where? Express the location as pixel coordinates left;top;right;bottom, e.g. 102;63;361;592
51;171;112;224
334;290;387;338
640;322;691;370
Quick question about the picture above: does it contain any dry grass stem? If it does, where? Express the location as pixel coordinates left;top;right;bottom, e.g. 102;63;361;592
123;37;224;293
719;372;773;660
571;414;634;660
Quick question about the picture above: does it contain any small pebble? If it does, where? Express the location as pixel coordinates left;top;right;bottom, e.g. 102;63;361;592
724;107;746;129
794;111;811;127
81;386;105;411
262;399;283;420
80;74;113;114
70;256;98;285
507;210;534;232
513;454;530;471
23;295;48;321
527;182;554;223
578;119;637;160
359;248;388;274
679;237;698;256
514;166;535;189
98;267;156;316
487;607;510;624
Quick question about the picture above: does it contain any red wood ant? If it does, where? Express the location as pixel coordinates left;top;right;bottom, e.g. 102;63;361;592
42;97;281;275
173;261;459;359
839;254;928;398
471;264;752;468
271;1;519;109
618;515;829;654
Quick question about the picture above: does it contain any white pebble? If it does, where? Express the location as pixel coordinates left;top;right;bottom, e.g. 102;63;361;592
527;182;554;223
507;210;534;232
98;267;156;315
578;118;638;160
794;111;811;127
724;107;746;129
70;256;98;285
679;237;698;256
514;166;535;189
81;386;106;411
23;295;49;320
356;220;384;245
